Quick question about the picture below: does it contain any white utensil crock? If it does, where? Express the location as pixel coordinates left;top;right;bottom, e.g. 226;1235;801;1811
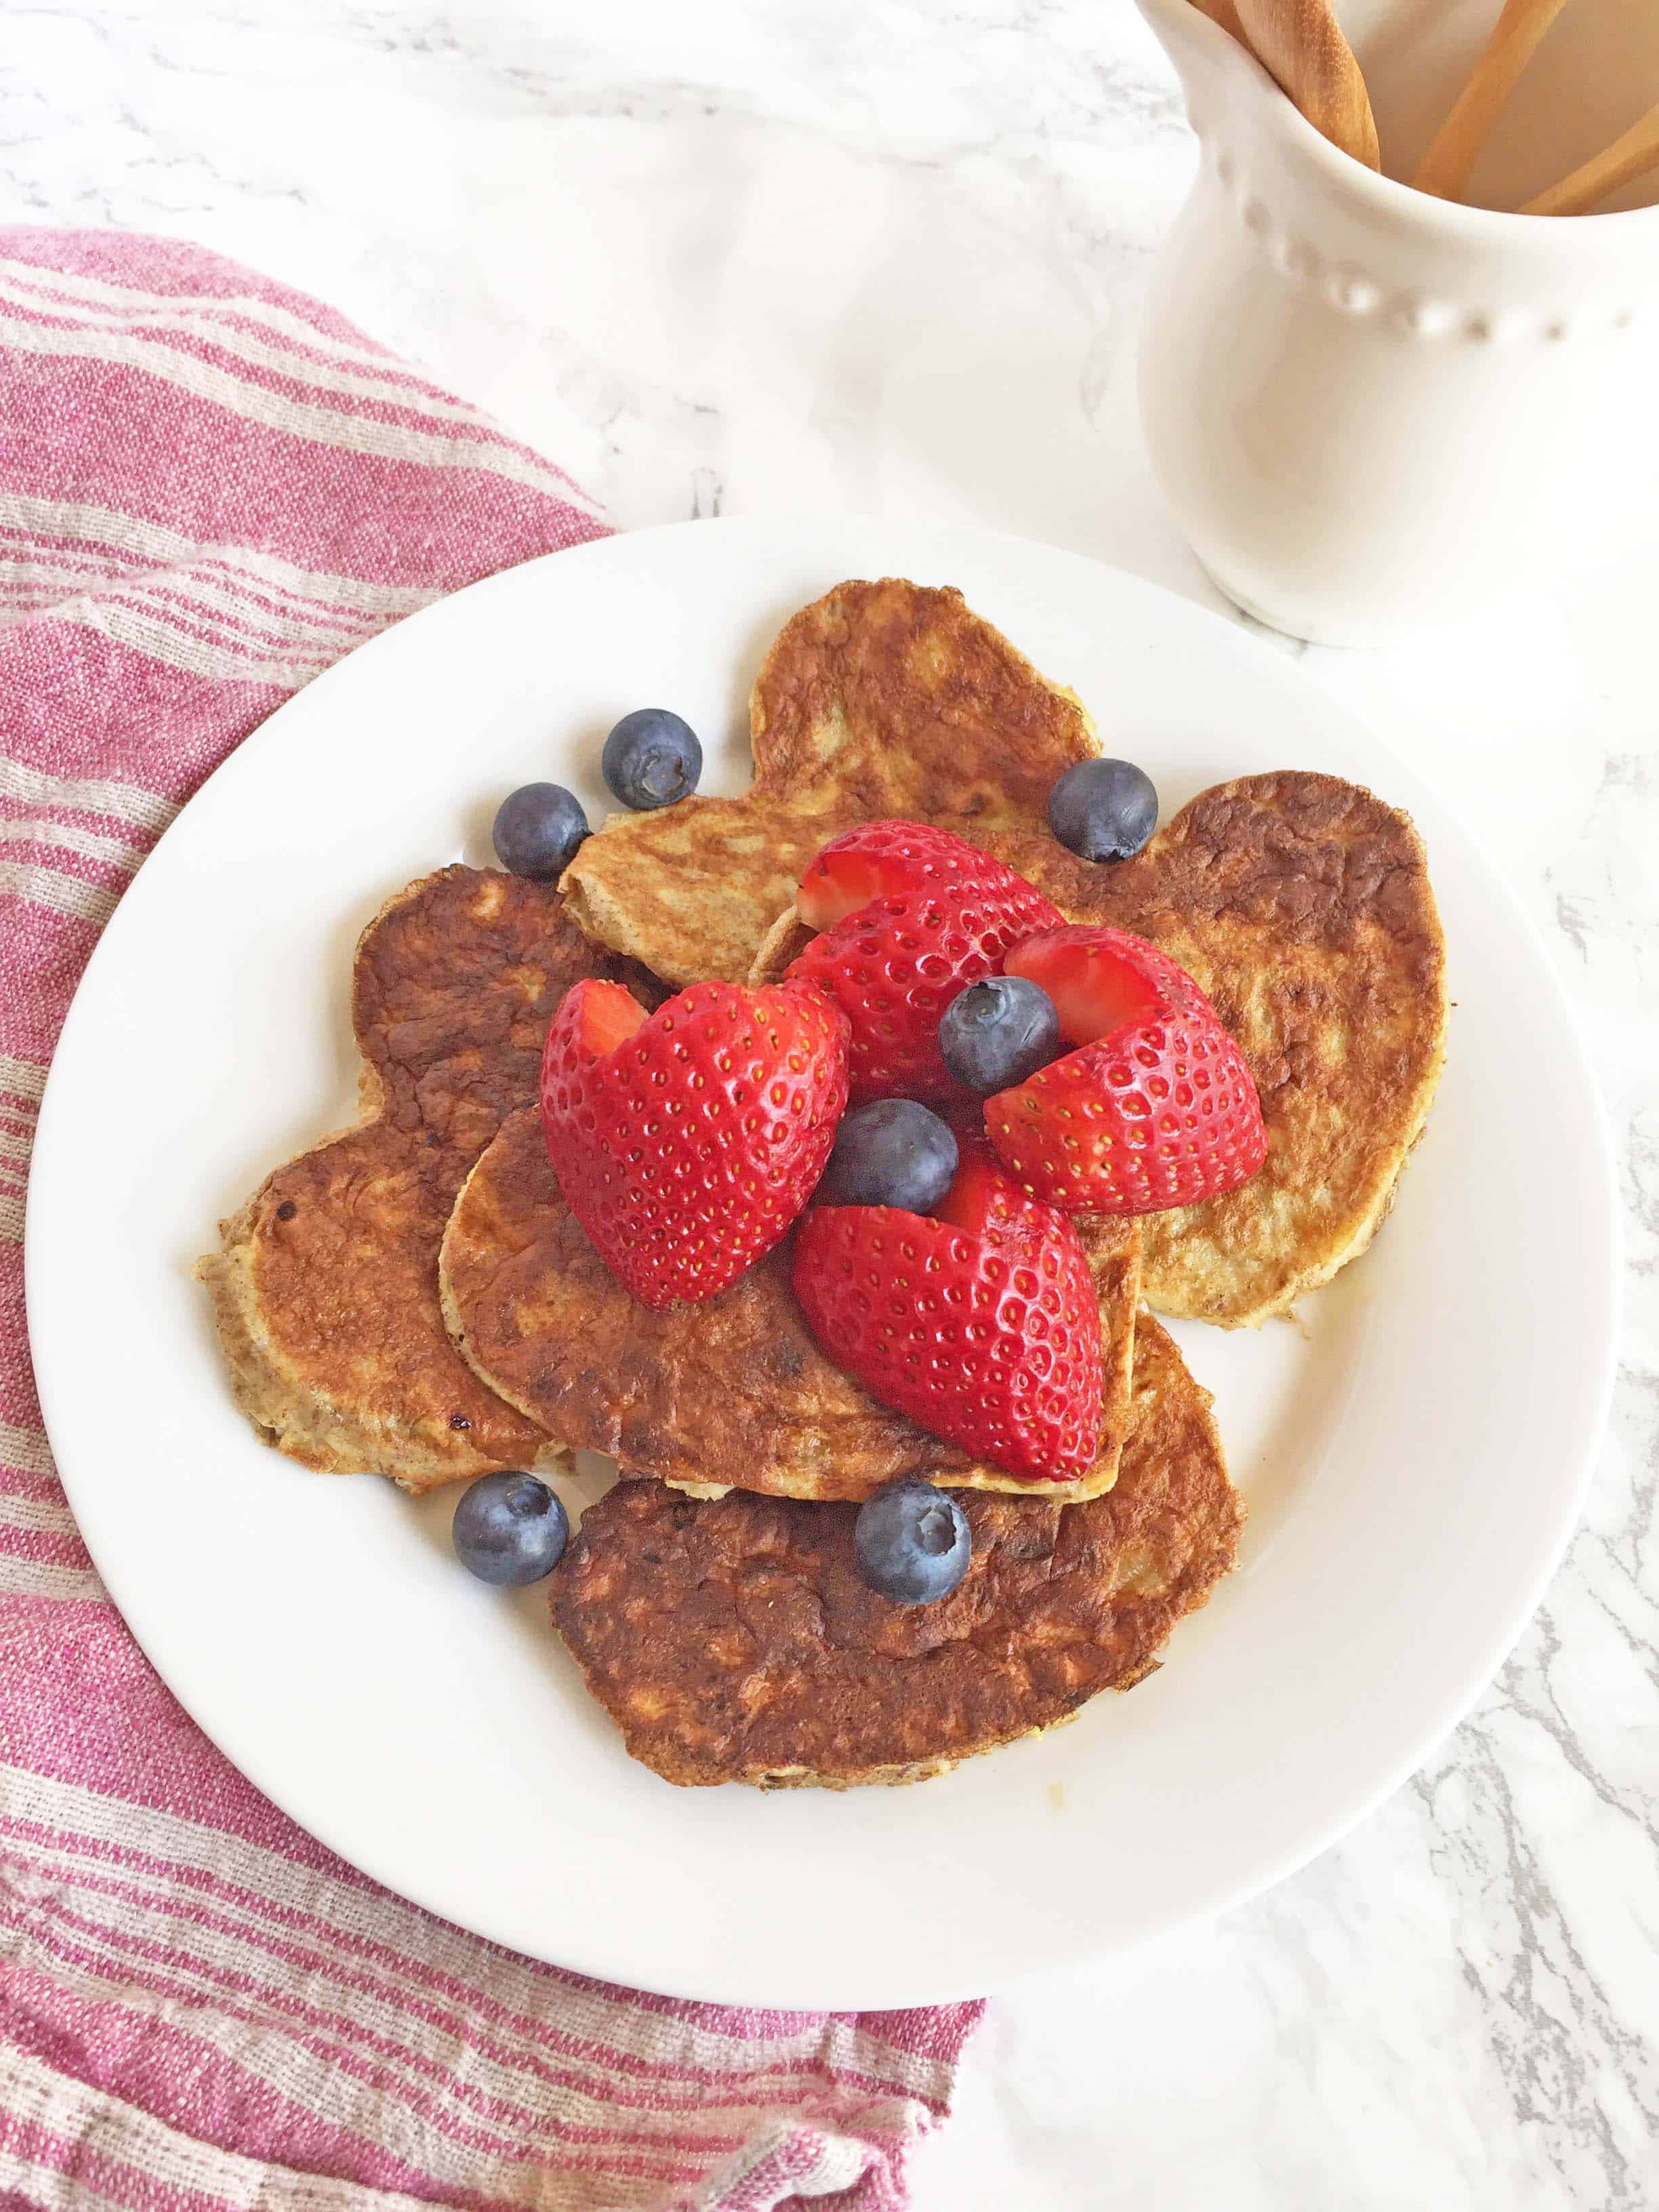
1136;0;1659;644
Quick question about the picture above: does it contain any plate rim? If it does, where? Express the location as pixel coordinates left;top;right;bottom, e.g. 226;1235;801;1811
24;514;1620;2007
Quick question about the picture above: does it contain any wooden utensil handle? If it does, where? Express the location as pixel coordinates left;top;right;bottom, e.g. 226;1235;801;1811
1187;0;1248;37
1233;0;1381;171
1412;0;1571;202
1521;100;1659;216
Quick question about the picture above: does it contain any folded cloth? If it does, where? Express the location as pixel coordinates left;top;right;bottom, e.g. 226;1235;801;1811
0;228;981;2212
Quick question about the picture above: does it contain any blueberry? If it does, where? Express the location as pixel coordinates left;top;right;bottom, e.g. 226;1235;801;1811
855;1477;972;1605
817;1099;958;1212
939;975;1061;1094
1048;758;1159;863
452;1472;569;1586
602;709;702;811
493;783;589;880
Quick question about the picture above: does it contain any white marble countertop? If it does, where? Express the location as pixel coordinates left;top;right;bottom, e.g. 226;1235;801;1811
5;1;1655;2204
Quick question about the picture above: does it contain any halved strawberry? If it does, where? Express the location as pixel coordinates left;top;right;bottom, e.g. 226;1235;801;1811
541;977;850;1307
931;1142;1050;1256
985;925;1267;1215
786;820;1062;1103
796;838;910;931
574;979;649;1058
792;1143;1103;1482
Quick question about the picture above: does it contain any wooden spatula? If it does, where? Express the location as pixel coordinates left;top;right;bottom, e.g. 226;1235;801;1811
1412;0;1572;201
1233;0;1381;169
1521;98;1659;215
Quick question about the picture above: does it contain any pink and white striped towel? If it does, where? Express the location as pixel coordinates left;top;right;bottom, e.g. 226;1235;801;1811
0;228;982;2212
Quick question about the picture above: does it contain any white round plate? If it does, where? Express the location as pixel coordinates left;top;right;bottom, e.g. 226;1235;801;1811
27;517;1616;2010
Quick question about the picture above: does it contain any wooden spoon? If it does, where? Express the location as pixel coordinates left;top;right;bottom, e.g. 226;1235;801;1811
1188;0;1248;37
1412;0;1572;201
1233;0;1381;169
1521;99;1659;215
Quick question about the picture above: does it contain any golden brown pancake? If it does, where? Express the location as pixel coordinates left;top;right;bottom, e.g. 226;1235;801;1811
558;578;1099;986
438;1103;1141;1503
551;1314;1239;1788
982;773;1448;1326
561;577;1445;1328
748;769;1447;1331
199;867;657;1491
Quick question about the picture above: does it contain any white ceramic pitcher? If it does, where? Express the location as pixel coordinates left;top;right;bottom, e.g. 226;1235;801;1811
1136;0;1659;644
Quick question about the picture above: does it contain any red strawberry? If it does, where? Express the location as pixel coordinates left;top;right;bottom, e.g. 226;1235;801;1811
930;1143;1050;1254
787;820;1062;1103
792;1143;1103;1482
541;977;849;1307
985;925;1267;1215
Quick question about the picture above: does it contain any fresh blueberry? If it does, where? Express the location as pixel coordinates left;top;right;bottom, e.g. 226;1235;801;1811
939;975;1061;1094
1048;758;1159;863
817;1099;958;1212
493;783;589;880
855;1477;972;1605
452;1472;569;1586
602;709;703;811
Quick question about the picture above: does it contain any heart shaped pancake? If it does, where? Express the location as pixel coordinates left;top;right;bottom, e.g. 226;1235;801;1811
550;1313;1239;1788
982;772;1447;1325
561;581;1446;1328
438;1103;1141;1503
558;577;1099;987
199;867;659;1490
752;775;1446;1329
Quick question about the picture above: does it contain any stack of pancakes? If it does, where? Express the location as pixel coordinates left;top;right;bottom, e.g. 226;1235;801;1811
201;580;1447;1788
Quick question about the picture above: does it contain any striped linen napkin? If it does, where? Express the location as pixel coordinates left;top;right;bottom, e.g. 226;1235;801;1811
0;227;981;2212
